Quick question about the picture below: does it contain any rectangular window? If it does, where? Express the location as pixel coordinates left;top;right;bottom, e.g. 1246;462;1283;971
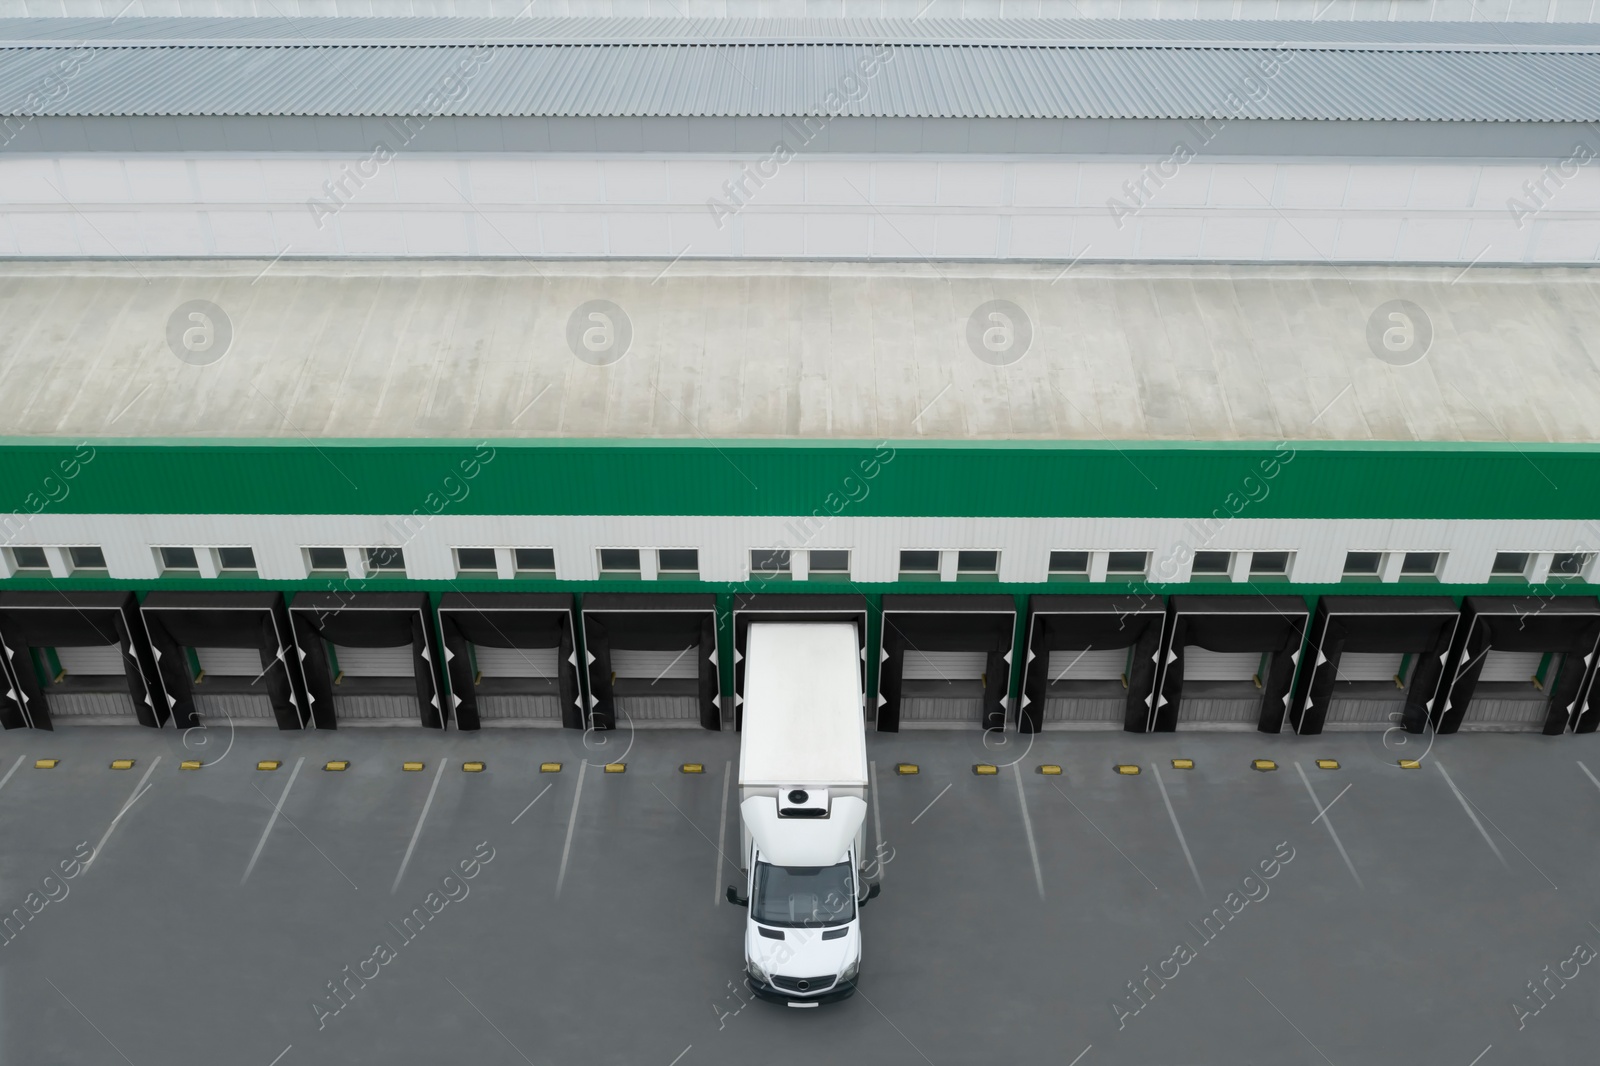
750;549;791;580
307;547;347;573
364;547;406;572
1048;551;1089;581
1191;551;1231;576
808;549;850;578
68;546;106;570
598;548;642;577
217;547;256;572
455;547;497;573
1250;551;1292;578
1343;551;1383;578
8;546;48;571
159;546;198;571
1105;551;1148;577
1491;551;1529;577
1551;552;1593;580
515;547;555;573
1400;552;1441;579
956;550;999;580
657;549;699;575
899;550;941;578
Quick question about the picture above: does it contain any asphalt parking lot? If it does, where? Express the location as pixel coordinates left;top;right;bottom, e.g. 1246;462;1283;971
2;722;1597;1066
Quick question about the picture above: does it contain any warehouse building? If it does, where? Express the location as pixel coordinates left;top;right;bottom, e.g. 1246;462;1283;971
2;15;1599;737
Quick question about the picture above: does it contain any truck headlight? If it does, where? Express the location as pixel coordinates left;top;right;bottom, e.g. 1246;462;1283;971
839;957;859;983
747;959;768;983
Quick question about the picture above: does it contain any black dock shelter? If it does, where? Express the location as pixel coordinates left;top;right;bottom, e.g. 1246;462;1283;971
1018;595;1166;733
140;591;306;730
289;592;445;729
0;590;162;729
1441;595;1600;735
1153;595;1309;733
732;593;868;731
582;593;720;730
876;594;1014;732
438;592;584;730
1291;596;1461;735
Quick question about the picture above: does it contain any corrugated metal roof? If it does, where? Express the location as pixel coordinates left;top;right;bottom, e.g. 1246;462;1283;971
5;17;1600;48
1;18;1597;120
2;259;1598;444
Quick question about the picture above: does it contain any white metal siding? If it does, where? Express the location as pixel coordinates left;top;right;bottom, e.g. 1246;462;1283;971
1184;649;1261;682
332;644;414;677
902;650;987;680
475;645;558;679
1336;652;1405;682
1480;650;1546;683
195;646;262;676
1048;647;1126;681
612;648;697;679
54;645;125;675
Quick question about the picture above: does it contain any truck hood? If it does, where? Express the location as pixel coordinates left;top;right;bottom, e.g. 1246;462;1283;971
748;921;859;982
742;796;867;867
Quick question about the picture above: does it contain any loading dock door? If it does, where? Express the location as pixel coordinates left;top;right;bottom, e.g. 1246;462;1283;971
610;647;701;723
1335;652;1405;682
288;592;444;729
1325;652;1410;730
1042;647;1129;728
46;645;141;722
898;648;988;726
329;644;421;722
1479;650;1545;683
1176;649;1266;729
438;593;583;730
1184;650;1263;681
1157;595;1309;733
584;594;720;731
191;646;276;724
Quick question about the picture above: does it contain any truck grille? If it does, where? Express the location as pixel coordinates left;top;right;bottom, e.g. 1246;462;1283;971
771;974;836;994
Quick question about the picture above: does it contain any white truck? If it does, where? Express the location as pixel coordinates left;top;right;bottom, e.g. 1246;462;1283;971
725;622;879;1006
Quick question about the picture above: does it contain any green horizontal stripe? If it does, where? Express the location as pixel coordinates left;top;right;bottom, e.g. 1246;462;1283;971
2;439;1599;520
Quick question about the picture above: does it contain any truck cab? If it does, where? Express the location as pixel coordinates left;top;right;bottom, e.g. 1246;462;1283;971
739;842;863;1004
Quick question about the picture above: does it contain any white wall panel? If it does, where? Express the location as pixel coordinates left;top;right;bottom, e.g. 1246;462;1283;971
6;155;1599;262
11;513;1600;591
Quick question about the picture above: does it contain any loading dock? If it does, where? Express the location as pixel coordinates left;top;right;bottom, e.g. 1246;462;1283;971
1291;596;1460;735
1441;595;1600;734
0;590;162;728
582;593;719;730
140;591;306;730
1154;595;1309;733
288;592;445;728
1018;595;1165;733
730;593;867;731
876;594;1014;732
438;592;583;730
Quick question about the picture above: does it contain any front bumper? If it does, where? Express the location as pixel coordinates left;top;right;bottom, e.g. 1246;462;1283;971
745;972;858;1006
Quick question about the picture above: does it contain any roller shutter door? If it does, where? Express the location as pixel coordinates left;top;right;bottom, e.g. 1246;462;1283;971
332;645;414;677
54;645;125;675
475;645;558;679
1336;652;1405;683
613;648;697;679
1480;650;1545;683
902;650;987;680
1184;649;1261;681
196;647;262;676
1048;648;1126;681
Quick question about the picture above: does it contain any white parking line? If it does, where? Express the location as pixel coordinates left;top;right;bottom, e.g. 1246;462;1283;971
0;754;25;795
85;756;161;873
869;760;884;884
392;759;448;895
1067;1045;1092;1066
1152;765;1205;896
714;760;731;906
1013;764;1044;900
555;760;587;897
1578;760;1600;794
1295;762;1363;890
1466;1045;1492;1066
1434;760;1508;869
243;756;304;885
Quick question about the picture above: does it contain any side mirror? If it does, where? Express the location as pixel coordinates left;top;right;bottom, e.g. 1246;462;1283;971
859;881;881;906
725;885;748;907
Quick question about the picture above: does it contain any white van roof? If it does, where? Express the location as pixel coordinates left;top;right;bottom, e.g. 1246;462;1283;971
738;622;867;789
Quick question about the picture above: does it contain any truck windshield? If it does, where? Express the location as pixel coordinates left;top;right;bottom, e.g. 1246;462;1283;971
751;860;855;928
